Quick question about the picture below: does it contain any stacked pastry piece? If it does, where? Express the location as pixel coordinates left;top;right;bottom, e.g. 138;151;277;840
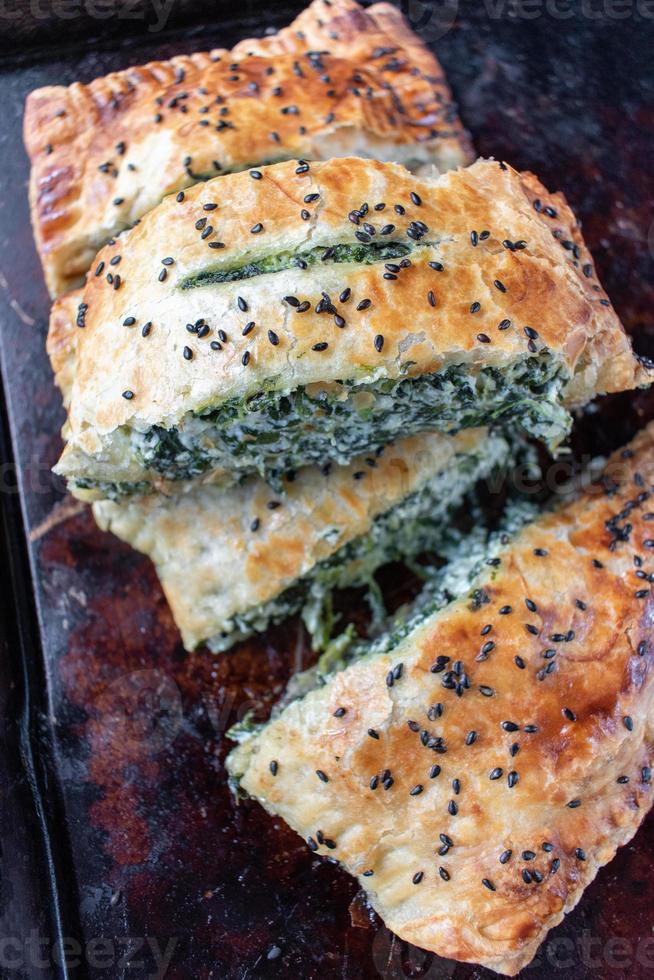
25;0;654;973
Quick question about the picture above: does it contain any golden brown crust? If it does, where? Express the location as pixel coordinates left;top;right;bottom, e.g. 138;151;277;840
47;290;81;407
92;427;498;650
55;156;648;491
24;0;472;298
230;422;654;975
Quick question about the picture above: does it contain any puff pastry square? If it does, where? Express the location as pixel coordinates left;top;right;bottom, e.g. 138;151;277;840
53;157;650;500
229;422;654;975
24;0;473;297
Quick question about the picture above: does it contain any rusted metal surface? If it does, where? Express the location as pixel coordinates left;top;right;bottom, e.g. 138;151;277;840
0;3;653;977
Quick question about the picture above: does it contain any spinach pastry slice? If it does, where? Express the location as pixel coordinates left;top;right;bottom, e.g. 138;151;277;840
55;157;650;501
93;428;509;652
50;291;509;653
228;421;654;976
24;0;472;297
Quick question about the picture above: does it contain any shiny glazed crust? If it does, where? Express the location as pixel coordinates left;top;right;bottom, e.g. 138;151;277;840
54;156;649;490
24;0;472;297
92;428;493;650
230;422;654;975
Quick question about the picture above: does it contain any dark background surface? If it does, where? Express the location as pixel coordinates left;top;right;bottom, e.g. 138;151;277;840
1;1;654;977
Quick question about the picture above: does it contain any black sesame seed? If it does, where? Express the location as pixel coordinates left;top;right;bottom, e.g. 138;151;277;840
412;871;424;884
312;342;328;351
237;296;248;312
368;729;379;740
333;707;346;718
499;849;512;864
502;721;520;733
429;261;444;272
482;878;496;892
489;767;503;780
183;346;193;360
357;299;371;311
575;848;586;860
268;330;279;346
623;716;634;731
374;334;384;352
494;279;506;293
477;333;491;344
316;769;329;783
242;351;251;366
470;301;481;314
250;518;260;532
158;268;167;282
507;771;519;788
250;222;264;234
567;799;581;808
410;784;423;796
122;389;134;400
429;764;441;779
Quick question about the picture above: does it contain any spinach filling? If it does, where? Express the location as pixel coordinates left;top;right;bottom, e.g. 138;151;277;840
182;241;413;289
205;438;509;653
129;355;569;495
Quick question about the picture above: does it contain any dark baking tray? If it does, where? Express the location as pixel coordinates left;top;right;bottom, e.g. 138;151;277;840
1;2;654;977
